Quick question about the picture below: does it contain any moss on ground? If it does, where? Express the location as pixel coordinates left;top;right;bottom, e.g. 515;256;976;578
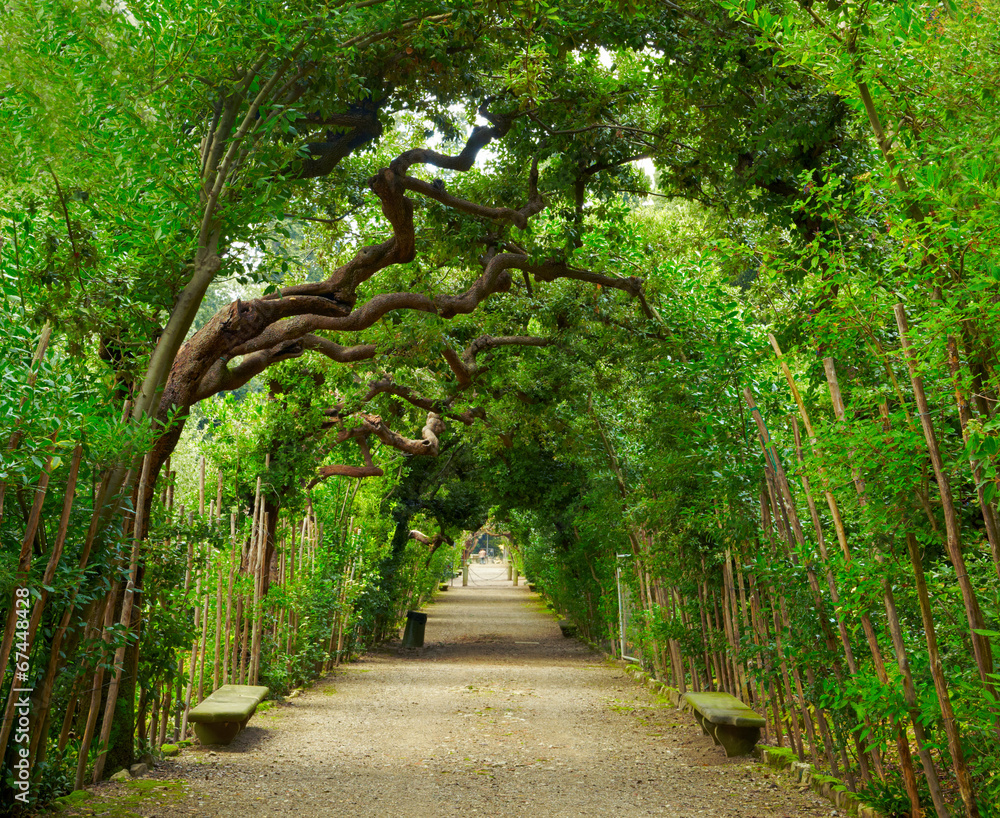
50;778;186;817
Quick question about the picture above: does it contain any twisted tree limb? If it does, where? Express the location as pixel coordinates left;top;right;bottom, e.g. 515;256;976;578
153;101;651;495
308;412;444;488
409;528;455;564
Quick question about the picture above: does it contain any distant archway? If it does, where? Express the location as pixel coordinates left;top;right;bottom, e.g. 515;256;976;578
463;529;513;562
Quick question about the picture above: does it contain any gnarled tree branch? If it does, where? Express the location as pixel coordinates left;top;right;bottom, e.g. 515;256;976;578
157;103;651;497
409;528;454;564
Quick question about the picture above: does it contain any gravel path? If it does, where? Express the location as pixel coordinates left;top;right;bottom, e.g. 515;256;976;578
75;565;844;817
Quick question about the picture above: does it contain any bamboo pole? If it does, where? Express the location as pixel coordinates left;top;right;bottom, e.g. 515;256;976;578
166;471;175;516
160;457;171;507
145;688;157;750
789;417;861;675
158;681;170;746
824;357;942;816
334;562;353;666
720;552;747;703
250;509;267;686
767;335;854;567
0;444;82;756
57;682;80;754
92;452;153;782
755;349;882;782
770;606;805;761
695;581;715;691
894;303;993;685
197;589;210;701
181;542;202;739
0;433;59;696
0;323;53;522
214;555;224;692
74;583;118;789
748;573;782;747
199;456;206;517
286;523;297;656
235;596;247;685
245;477;263;684
945;335;1000;583
752;411;865;773
757;482;808;761
216;469;224;522
744;390;850;656
137;595;157;749
906;533;980;818
223;514;237;684
150;683;160;748
29;401;130;761
676;591;700;692
57;598;103;755
28;473;119;766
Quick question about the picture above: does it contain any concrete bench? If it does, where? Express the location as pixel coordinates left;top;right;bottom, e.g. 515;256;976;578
187;684;269;746
682;691;764;757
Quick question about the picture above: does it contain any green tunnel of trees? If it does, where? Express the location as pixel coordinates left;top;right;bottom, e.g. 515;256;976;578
2;0;1000;815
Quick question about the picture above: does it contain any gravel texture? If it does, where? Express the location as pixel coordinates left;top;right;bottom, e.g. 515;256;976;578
69;565;845;817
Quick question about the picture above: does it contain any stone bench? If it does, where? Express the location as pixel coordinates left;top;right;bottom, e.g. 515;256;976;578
187;684;269;746
682;691;764;757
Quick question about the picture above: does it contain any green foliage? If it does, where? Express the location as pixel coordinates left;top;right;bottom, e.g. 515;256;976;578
5;0;1000;814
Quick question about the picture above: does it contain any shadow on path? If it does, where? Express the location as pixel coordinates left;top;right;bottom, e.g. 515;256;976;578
73;564;840;818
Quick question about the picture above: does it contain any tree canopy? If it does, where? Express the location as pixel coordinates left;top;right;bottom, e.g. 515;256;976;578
3;0;1000;814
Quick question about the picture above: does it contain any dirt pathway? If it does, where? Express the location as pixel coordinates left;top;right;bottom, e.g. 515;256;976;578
71;565;842;817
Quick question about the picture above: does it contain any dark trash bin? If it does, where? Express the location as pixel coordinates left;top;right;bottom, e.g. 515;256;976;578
402;610;427;648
